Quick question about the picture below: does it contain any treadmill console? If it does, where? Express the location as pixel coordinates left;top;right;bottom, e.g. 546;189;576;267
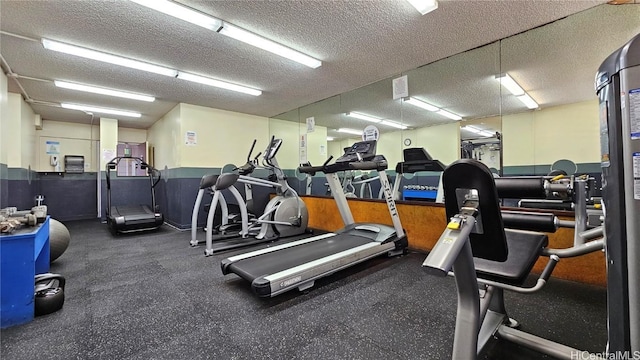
336;140;377;163
396;147;446;173
404;147;432;162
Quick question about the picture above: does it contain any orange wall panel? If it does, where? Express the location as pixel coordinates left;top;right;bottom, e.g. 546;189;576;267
302;196;605;287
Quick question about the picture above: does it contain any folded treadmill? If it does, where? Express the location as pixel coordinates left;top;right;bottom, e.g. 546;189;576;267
220;140;407;297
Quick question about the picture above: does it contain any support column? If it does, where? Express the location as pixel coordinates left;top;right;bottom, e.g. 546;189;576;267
99;118;118;218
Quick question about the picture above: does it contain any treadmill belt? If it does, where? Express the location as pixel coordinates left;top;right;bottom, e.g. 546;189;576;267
228;234;373;282
112;205;154;216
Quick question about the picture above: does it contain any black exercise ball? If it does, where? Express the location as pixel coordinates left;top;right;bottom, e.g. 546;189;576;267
50;219;70;263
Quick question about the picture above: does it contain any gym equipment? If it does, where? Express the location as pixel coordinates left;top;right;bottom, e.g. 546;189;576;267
34;273;65;316
193;137;308;255
295;162;313;195
0;205;47;234
595;33;640;354
422;159;605;359
392;147;446;201
518;174;600;211
105;156;164;234
49;219;70;263
191;144;261;243
352;171;387;199
221;140;407;297
214;146;263;234
460;132;503;176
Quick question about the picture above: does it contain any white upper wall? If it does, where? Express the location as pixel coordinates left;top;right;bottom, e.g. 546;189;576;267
20;98;36;170
119;128;147;144
503;99;600;166
4;92;37;169
376;130;403;168
147;104;181;169
6;93;22;168
301;123;329;167
37;120;99;172
414;122;460;166
179;103;270;169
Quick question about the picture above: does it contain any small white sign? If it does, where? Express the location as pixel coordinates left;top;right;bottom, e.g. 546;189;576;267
102;149;115;163
46;140;60;154
185;131;197;146
306;117;315;133
363;125;380;141
392;75;408;100
319;144;326;156
299;134;308;164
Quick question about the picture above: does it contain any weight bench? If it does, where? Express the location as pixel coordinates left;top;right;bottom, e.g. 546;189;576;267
423;159;600;359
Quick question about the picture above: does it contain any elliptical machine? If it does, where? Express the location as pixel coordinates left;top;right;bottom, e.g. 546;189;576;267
190;140;262;246
193;137;309;256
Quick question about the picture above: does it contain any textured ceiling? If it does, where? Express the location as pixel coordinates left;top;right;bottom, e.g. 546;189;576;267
0;0;637;135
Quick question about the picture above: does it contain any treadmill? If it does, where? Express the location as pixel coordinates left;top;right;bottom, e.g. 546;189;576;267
105;156;164;234
220;140;407;297
391;147;447;201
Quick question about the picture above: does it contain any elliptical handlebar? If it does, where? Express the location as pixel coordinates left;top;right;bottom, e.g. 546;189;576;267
246;139;257;163
235;139;262;176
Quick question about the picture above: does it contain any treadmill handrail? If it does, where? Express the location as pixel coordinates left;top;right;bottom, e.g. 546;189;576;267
324;158;388;174
105;156;161;219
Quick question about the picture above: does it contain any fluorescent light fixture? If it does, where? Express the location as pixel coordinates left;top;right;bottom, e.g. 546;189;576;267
517;93;539;109
406;0;438;15
346;112;381;123
54;81;155;102
177;72;262;96
128;0;222;31
407;0;438;15
495;73;525;96
218;22;321;69
437;109;462;121
61;103;142;118
42;39;177;77
403;97;439;112
326;137;335;141
337;128;363;136
380;120;408;130
130;0;321;68
463;126;494;137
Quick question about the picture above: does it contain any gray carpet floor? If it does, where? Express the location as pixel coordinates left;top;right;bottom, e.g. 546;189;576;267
1;220;607;359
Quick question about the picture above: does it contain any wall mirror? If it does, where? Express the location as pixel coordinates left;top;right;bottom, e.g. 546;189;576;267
270;3;640;205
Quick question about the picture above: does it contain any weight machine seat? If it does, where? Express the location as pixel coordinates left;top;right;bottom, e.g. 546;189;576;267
444;159;548;286
473;229;548;286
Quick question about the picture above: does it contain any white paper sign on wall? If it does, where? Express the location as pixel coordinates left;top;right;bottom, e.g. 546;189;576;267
306;117;315;133
363;125;380;141
392;75;408;100
185;131;197;146
299;133;308;164
46;140;60;154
